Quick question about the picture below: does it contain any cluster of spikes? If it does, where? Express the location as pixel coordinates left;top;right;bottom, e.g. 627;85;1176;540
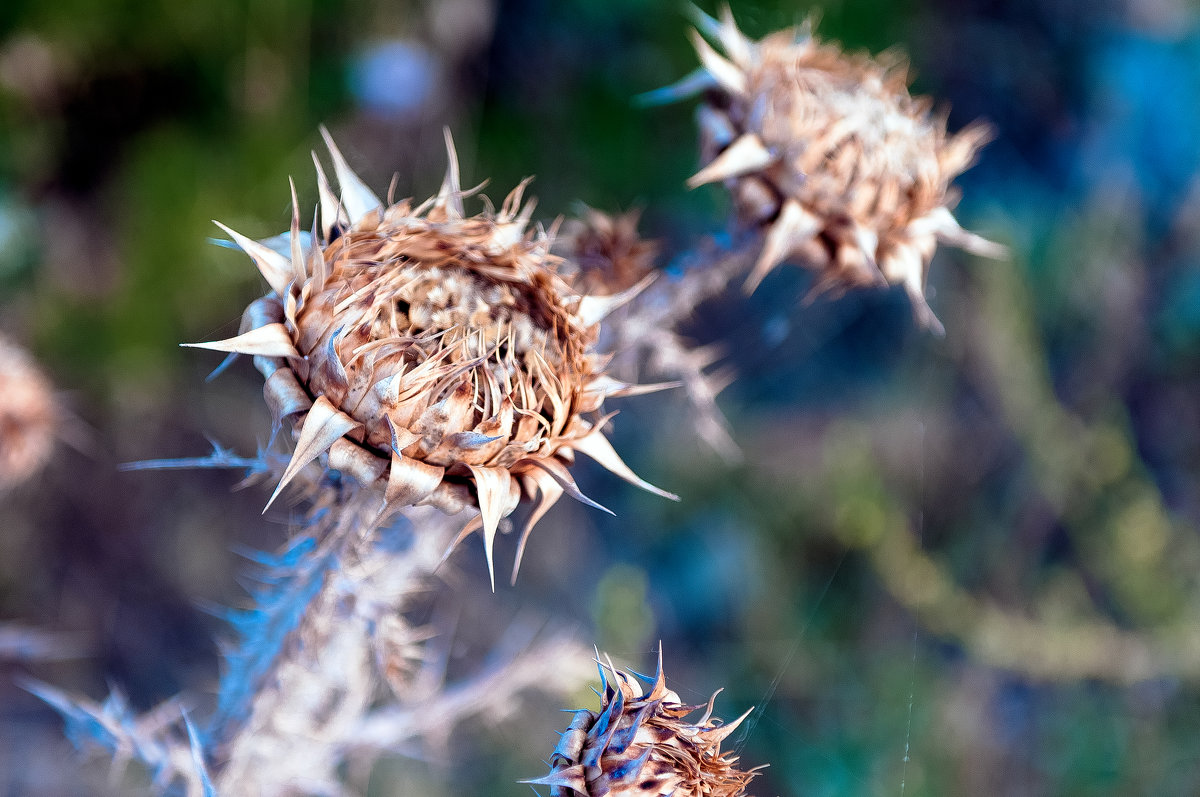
560;207;661;296
188;127;677;589
529;649;760;797
655;5;1005;333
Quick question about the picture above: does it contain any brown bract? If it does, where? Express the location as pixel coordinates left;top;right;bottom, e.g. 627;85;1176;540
0;336;56;491
528;650;761;797
191;129;675;587
675;6;1005;332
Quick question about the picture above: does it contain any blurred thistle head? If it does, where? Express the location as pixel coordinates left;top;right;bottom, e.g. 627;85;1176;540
659;5;1005;332
529;649;760;796
561;207;660;296
190;128;675;587
0;337;57;492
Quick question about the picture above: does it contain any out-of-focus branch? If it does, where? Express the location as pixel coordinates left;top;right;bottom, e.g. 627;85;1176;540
350;630;595;757
960;259;1200;626
837;490;1200;683
21;682;213;797
0;624;82;661
599;237;758;459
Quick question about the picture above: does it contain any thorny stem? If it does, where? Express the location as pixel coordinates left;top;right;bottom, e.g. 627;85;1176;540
605;234;759;459
209;494;591;794
212;493;394;793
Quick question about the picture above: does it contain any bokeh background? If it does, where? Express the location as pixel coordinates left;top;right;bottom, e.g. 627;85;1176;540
3;0;1200;794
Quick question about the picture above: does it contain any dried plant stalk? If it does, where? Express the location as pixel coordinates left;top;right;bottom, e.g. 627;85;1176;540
210;498;594;794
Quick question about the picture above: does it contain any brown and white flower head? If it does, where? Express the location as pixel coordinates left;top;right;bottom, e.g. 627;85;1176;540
0;336;57;491
667;6;1004;332
561;207;660;296
529;649;761;797
190;128;675;587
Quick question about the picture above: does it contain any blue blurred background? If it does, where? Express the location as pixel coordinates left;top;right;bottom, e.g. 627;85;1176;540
2;0;1200;794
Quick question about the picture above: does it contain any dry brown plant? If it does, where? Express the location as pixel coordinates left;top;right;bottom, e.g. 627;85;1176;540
529;650;760;797
189;129;676;588
666;6;1004;332
0;335;57;492
30;9;1021;796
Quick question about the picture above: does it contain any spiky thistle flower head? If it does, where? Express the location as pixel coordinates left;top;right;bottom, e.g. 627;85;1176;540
561;207;660;296
0;336;56;492
190;128;675;587
667;6;1004;332
529;650;760;797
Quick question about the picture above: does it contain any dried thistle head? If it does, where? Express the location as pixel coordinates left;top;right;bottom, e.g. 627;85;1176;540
191;128;675;587
669;6;1004;332
529;650;760;797
561;207;660;296
0;336;56;491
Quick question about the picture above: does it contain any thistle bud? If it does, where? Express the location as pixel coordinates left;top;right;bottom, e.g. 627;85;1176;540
529;651;761;797
192;128;675;587
673;6;1004;332
561;207;660;296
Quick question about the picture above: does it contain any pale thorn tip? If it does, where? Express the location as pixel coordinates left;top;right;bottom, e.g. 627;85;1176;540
854;224;880;259
498;176;535;224
437;127;464;218
906;285;946;337
264;396;360;512
716;4;753;67
467;465;520;592
182;323;300;359
695;687;723;725
688;28;747;95
524;458;615;516
437;514;484;572
745;199;821;292
311;151;347;241
318;124;383;224
510;469;564;585
287;177;307;285
687;133;773;189
912;207;1008;259
685;3;722;43
572;428;680;501
212;220;292;296
513;194;537;232
697;705;756;745
587;374;681;399
576;272;658;328
633;67;717;107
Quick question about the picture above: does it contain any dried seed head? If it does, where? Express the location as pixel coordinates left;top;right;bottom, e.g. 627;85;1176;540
561;207;660;296
671;6;1004;332
193;129;675;587
528;650;761;797
0;336;56;492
